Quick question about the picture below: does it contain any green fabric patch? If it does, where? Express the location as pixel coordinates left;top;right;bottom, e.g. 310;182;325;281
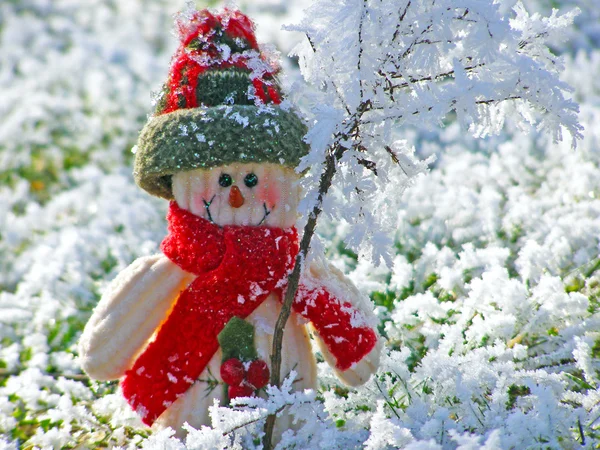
218;316;257;362
134;105;309;199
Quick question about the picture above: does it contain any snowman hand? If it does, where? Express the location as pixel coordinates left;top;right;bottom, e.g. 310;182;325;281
335;339;382;386
78;254;195;380
312;325;382;387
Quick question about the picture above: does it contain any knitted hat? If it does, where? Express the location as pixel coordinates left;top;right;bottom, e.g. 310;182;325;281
134;8;309;199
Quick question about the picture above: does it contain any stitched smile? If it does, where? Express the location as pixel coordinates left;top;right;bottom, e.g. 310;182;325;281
203;198;272;226
203;195;216;223
258;203;271;226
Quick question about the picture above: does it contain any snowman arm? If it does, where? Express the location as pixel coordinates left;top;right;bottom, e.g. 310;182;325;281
292;261;381;386
311;324;382;387
305;260;378;319
78;254;195;380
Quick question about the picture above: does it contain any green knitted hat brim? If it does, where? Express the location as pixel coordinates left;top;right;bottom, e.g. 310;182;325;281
134;105;309;199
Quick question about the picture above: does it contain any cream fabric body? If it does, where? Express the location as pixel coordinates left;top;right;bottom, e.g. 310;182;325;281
78;254;379;436
78;254;195;380
153;294;317;438
79;162;381;439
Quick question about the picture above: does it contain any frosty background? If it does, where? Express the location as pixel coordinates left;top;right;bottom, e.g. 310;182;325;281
1;0;600;448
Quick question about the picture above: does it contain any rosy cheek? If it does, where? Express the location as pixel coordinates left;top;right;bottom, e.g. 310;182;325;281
192;189;213;211
258;184;281;209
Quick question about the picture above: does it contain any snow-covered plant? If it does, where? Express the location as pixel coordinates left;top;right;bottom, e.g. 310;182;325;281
0;0;180;204
263;1;582;446
517;0;600;53
290;0;582;265
3;0;600;449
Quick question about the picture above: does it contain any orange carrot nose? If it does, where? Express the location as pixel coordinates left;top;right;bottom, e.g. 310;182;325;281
228;185;245;208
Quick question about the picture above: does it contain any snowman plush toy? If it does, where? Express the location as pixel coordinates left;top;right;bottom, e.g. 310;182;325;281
79;8;381;438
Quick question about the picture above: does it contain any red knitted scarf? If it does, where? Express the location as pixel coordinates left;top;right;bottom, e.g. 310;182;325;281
121;202;377;426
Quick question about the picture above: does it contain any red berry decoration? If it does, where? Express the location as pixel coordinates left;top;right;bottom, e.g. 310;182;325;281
247;359;270;389
220;358;245;386
228;383;255;400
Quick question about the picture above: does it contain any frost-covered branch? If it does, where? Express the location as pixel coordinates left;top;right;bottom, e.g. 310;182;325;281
287;0;582;264
264;109;363;448
264;0;583;446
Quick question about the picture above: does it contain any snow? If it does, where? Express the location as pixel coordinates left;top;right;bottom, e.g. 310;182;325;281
1;0;600;448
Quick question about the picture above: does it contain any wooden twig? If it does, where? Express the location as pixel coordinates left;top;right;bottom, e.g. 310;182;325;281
262;28;375;446
384;145;400;164
262;99;371;450
223;404;286;436
262;140;347;450
362;94;523;125
357;0;368;100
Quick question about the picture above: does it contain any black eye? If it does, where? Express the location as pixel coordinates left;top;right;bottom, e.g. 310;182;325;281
219;173;233;187
244;173;258;188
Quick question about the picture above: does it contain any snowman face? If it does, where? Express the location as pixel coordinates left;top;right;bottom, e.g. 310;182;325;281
172;163;300;228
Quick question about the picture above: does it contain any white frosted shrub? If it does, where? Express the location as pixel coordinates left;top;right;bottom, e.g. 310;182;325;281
1;0;600;448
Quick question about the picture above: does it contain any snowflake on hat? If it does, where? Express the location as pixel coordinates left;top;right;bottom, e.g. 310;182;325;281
79;7;381;440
